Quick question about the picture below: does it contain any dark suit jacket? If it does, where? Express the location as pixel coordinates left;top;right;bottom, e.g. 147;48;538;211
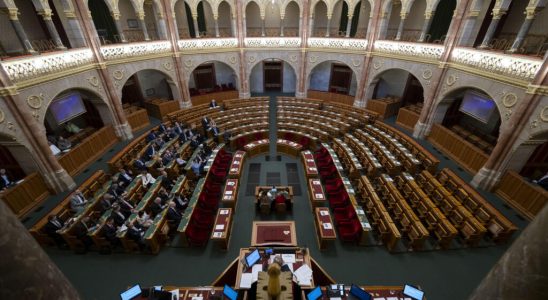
145;146;155;160
127;226;143;243
134;159;146;171
44;219;63;236
119;172;133;185
100;199;112;211
111;211;126;226
159;124;167;133
167;207;182;223
150;202;164;217
103;224;117;242
146;132;157;142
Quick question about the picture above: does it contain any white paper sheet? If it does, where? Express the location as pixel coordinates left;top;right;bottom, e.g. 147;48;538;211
281;254;296;263
239;273;253;288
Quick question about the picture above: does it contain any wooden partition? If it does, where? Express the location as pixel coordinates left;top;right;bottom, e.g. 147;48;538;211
396;107;420;131
191;90;239;106
307;90;354;106
0;172;50;218
59;126;118;176
366;98;401;119
143;99;180;120
495;171;547;220
427;124;488;174
125;107;150;132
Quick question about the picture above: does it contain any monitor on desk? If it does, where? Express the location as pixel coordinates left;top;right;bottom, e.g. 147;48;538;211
403;284;424;300
245;248;261;268
306;286;322;300
223;284;238;300
120;284;142;300
348;284;372;300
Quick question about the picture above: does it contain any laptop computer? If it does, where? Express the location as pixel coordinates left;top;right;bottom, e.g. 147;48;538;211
403;284;424;300
346;284;372;300
306;286;323;300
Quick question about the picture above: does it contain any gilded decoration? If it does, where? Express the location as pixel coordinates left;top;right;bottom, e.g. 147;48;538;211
351;58;361;67
248;55;256;64
112;69;125;80
290;55;298;63
307;38;368;51
445;74;458;86
309;55;318;64
422;68;432;80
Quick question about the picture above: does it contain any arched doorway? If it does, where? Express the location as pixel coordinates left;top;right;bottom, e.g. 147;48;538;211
245;1;262;37
88;0;120;44
189;61;238;95
284;1;300;37
311;0;328;37
121;69;179;119
508;131;548;179
308;61;358;96
218;1;233;37
400;0;426;41
434;87;501;155
249;59;297;94
0;133;35;182
427;0;457;43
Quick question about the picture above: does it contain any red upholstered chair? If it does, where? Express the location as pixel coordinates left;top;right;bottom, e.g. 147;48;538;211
326;180;344;195
186;226;210;246
334;205;356;224
328;193;350;209
337;220;362;242
299;137;309;149
320;165;338;179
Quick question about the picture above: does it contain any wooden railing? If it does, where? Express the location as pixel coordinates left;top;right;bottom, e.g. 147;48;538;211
366;98;401;119
495;171;548;220
125;107;150;132
0;172;50;218
58;126;118;176
191;90;239;106
427;124;488;174
307;90;355;106
143;99;180;120
396;107;420;131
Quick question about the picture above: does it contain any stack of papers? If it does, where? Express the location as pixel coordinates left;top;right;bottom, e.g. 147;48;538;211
293;264;313;286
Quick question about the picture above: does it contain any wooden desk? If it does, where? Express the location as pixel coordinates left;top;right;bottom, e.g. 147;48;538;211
277;138;303;156
222;179;239;209
254;186;294;205
143;99;180;120
251;221;297;247
211;208;232;250
315;207;337;250
301;150;319;178
228;150;245;178
243;139;269;157
1;172;50;219
308;179;326;208
144;210;170;254
235;247;313;290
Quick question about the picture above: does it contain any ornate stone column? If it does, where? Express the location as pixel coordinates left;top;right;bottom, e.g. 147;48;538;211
365;13;373;38
296;0;309;98
280;15;285;37
74;0;132;140
161;0;192;108
192;14;200;38
508;8;537;53
345;13;353;37
236;0;249;98
0;72;75;192
395;12;407;41
308;13;314;37
3;8;36;54
478;9;506;49
63;9;87;47
325;14;332;37
261;17;266;37
38;9;67;49
231;13;237;37
154;6;168;40
111;11;127;42
457;9;480;46
418;11;435;42
171;13;181;39
137;11;150;41
214;15;220;37
469;204;548;300
0;201;81;299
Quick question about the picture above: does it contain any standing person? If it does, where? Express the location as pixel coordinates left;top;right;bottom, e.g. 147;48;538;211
0;168;14;190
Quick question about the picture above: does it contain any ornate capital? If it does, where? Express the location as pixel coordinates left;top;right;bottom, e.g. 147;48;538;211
111;12;121;20
38;9;53;20
64;10;77;19
468;9;480;18
425;11;435;19
400;12;408;19
137;11;145;20
525;7;537;19
491;9;506;19
4;8;19;21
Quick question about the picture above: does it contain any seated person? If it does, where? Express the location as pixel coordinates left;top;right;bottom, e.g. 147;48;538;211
149;197;166;217
70;189;88;214
270;186;278;195
223;130;232;143
533;172;548;191
144;144;157;161
191;158;202;177
102;217;119;246
117;196;134;218
139;170;156;188
173;193;189;211
135;210;153;228
0;168;15;190
146;131;157;143
166;201;182;224
107;183;124;199
158;187;170;204
111;204;127;226
118;168;134;186
154;137;165;148
100;194;115;212
209;99;219;108
73;216;95;250
43;215;65;247
57;136;72;151
126;221;146;249
49;141;62;156
133;157;147;171
65;121;81;134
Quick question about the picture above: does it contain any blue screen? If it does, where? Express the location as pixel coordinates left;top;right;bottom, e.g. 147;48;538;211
120;284;142;300
403;285;424;300
459;91;496;123
50;93;87;124
350;284;371;300
307;286;322;300
223;284;238;300
245;249;260;267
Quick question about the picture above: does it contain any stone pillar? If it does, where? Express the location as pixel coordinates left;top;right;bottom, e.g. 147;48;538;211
261;17;266;37
280;16;285;37
345;14;353;37
38;9;66;49
231;15;237;37
296;0;309;98
214;15;220;37
469;204;548;300
5;8;36;54
137;11;150;41
112;12;127;42
325;15;332;37
508;8;537;53
154;8;168;40
478;9;505;49
377;12;390;39
365;13;373;38
395;12;407;41
418;11;435;42
172;13;181;39
64;10;87;47
458;10;480;46
0;201;81;299
192;14;200;38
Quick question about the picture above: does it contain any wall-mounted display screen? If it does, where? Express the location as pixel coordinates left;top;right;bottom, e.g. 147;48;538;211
49;93;87;125
459;91;496;123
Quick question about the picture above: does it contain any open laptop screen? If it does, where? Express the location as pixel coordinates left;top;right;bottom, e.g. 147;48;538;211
223;284;238;300
349;284;372;300
245;249;261;267
120;284;142;300
306;286;322;300
403;285;424;300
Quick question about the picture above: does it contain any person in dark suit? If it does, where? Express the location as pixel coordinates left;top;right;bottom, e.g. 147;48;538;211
173;194;189;212
201;117;210;135
533;172;548;191
103;217;119;246
158;123;167;133
100;194;114;212
190;136;200;149
166;202;182;224
157;187;170;204
111;205;127;226
154;137;165;148
126;221;145;250
44;215;65;247
107;183;124;199
118;168;133;186
117;197;134;218
209;99;219;108
150;197;165;217
145;144;157;161
146;131;157;142
73;216;94;250
0;168;14;190
133;158;147;171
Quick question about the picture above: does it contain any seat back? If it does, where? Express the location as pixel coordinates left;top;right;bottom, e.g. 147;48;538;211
275;202;287;213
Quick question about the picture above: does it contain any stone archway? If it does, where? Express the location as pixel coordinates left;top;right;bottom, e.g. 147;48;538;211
249;58;297;94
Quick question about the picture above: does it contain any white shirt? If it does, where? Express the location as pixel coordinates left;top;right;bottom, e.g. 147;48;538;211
50;144;61;156
141;173;156;186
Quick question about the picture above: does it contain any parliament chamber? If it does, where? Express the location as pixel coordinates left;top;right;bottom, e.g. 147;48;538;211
0;0;547;299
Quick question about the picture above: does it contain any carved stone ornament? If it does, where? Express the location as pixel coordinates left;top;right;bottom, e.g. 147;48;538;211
373;59;383;70
163;62;173;71
87;76;100;87
445;74;458;86
504;109;512;120
309;55;318;64
229;56;237;64
541;106;548;122
184;59;193;68
0;109;4;124
289;55;298;63
422;69;432;80
502;92;518;108
248;56;256;63
112;69;125;80
27;94;44;109
351;58;361;67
